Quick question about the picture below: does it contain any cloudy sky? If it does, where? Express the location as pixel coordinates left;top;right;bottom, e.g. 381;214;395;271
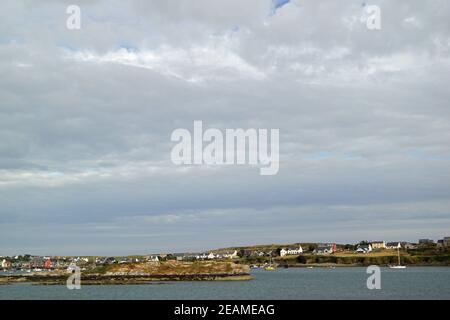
1;0;450;256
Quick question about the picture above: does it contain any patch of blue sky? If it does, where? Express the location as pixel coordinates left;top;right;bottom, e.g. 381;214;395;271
271;0;290;15
119;43;138;51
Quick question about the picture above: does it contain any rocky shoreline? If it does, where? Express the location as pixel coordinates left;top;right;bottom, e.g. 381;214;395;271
0;273;252;285
0;261;252;285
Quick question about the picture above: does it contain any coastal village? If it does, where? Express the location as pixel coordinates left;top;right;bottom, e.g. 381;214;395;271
1;236;449;271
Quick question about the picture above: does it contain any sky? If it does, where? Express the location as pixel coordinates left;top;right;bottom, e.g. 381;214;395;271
1;0;450;256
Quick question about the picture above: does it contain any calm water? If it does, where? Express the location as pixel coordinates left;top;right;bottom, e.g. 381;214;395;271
1;267;449;299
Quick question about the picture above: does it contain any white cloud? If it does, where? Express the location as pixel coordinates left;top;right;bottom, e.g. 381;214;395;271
68;41;266;82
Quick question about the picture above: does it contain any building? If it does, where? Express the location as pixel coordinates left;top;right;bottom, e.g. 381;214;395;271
444;237;450;247
254;251;263;257
418;239;434;245
370;241;386;249
43;258;54;269
195;253;208;260
100;257;116;265
146;255;160;262
207;252;216;259
280;246;303;257
437;237;450;248
313;243;336;254
31;257;45;268
222;250;239;259
356;244;372;253
1;259;12;269
386;242;401;250
402;242;417;249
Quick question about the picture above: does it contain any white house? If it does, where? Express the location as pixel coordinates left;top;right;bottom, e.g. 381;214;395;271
207;252;216;259
370;241;386;249
222;250;238;259
356;244;372;253
144;255;159;262
313;243;337;254
196;253;208;260
253;251;265;257
280;246;303;257
1;259;11;269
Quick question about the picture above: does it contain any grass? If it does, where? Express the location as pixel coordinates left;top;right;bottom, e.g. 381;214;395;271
332;251;399;258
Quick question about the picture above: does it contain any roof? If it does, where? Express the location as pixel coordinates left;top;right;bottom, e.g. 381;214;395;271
386;242;399;246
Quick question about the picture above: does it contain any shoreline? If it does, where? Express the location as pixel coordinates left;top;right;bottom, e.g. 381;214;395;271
0;273;253;285
0;261;252;285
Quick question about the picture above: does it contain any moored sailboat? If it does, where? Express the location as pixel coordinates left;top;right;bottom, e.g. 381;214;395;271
389;246;406;269
264;256;276;271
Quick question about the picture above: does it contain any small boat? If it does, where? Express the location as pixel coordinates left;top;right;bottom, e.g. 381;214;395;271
264;256;277;271
306;266;314;269
389;247;406;269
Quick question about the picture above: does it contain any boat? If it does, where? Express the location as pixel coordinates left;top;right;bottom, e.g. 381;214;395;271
264;256;277;271
306;266;314;269
389;246;406;269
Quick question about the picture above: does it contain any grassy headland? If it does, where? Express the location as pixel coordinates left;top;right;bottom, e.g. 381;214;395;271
240;249;450;267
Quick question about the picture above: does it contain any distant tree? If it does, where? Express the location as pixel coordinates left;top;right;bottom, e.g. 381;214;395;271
238;249;246;258
297;255;307;264
344;244;356;251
